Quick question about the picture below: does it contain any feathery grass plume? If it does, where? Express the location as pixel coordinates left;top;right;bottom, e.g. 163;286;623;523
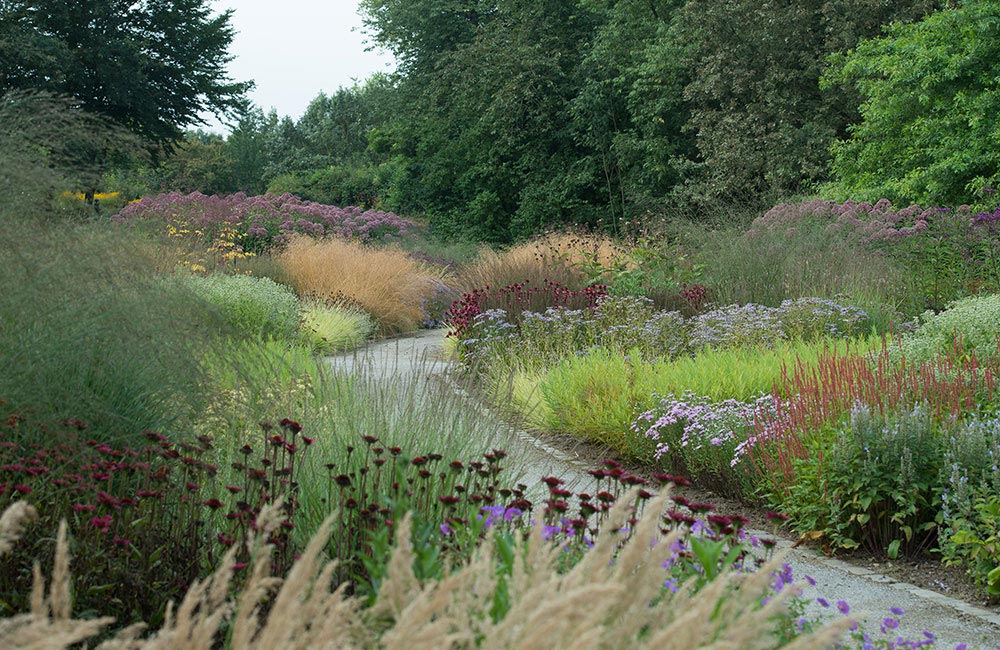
456;230;625;293
278;235;445;334
0;502;36;556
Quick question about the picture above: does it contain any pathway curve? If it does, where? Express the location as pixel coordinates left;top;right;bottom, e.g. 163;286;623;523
329;329;1000;649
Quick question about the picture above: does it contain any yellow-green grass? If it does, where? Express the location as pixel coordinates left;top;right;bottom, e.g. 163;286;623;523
300;301;375;354
522;335;879;456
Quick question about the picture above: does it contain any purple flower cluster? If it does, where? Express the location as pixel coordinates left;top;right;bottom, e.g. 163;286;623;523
633;392;775;461
691;297;869;350
113;191;419;252
459;294;868;368
755;198;1000;246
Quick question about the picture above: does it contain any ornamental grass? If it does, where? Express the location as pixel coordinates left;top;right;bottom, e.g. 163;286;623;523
278;236;446;334
0;490;852;649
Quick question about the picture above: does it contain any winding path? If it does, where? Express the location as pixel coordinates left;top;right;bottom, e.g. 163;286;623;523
329;329;1000;648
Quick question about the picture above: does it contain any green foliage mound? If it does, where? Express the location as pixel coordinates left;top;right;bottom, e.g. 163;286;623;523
300;301;375;354
180;273;302;341
900;294;1000;363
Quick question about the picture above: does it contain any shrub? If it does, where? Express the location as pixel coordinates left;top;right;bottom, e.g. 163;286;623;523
899;294;1000;364
278;236;445;334
781;404;944;558
299;301;375;353
940;416;1000;598
180;273;302;341
113;191;420;257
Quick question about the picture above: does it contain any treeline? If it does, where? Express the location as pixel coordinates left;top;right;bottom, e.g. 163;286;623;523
128;0;1000;242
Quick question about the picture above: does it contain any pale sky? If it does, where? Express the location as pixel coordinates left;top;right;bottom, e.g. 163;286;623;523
200;0;396;132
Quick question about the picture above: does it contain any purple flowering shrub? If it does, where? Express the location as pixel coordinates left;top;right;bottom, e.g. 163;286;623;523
755;199;1000;309
112;191;420;258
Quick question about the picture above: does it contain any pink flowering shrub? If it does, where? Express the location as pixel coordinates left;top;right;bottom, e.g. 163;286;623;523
754;199;1000;308
112;191;420;256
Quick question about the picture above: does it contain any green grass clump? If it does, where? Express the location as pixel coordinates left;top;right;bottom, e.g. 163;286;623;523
532;336;880;457
899;294;1000;363
180;272;302;341
0;219;222;446
300;301;375;353
647;336;878;403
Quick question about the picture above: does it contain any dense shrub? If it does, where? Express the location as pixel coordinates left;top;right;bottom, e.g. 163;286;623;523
180;273;302;341
899;294;1000;364
782;404;943;558
113;191;419;256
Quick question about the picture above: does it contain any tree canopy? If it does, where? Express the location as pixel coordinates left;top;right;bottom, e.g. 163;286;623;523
824;0;1000;206
0;0;252;144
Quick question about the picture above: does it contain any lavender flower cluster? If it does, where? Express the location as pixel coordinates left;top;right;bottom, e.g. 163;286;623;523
113;191;419;251
632;392;775;461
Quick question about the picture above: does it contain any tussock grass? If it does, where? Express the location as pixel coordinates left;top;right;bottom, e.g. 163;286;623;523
299;301;375;353
279;236;444;334
0;492;851;649
456;230;626;292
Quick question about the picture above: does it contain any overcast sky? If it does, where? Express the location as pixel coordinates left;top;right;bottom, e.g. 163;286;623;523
200;0;396;132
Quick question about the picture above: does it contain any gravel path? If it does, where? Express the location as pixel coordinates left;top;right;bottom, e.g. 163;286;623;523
329;329;1000;649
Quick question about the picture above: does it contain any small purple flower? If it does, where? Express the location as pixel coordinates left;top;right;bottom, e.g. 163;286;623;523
805;574;816;586
837;600;850;615
882;617;899;632
817;597;829;608
890;606;904;616
440;522;452;536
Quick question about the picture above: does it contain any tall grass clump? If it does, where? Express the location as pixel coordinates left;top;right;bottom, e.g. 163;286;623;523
179;273;302;341
691;219;912;329
455;230;625;293
0;219;223;446
279;236;444;334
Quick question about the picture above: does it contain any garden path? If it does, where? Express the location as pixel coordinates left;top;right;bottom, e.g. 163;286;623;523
329;329;1000;649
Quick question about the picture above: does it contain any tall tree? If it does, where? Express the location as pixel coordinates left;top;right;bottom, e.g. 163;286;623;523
824;0;1000;206
673;0;940;210
0;0;251;144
